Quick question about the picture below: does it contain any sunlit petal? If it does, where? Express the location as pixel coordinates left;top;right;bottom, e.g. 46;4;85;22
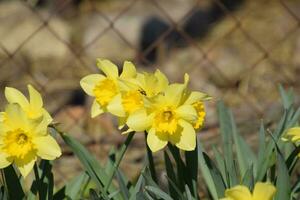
80;74;105;96
5;87;29;108
147;128;168;152
120;61;136;78
97;59;119;78
34;135;62;160
252;182;276;200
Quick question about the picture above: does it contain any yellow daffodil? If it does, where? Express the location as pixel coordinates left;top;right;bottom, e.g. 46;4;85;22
80;59;137;118
0;104;61;177
126;74;210;152
220;182;276;200
107;70;169;128
282;127;300;156
5;84;52;123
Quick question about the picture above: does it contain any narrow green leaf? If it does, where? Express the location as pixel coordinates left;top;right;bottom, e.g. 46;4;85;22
145;186;173;200
275;150;291;200
212;146;226;185
279;85;294;110
241;165;254;190
3;165;25;200
58;130;118;200
230;111;256;178
164;151;179;199
217;101;237;186
197;140;222;200
185;144;198;199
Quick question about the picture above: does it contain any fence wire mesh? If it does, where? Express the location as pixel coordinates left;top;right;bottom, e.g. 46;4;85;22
0;0;300;186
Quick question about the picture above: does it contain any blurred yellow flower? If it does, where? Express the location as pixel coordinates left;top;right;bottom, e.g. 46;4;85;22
0;104;61;177
126;74;210;152
220;182;276;200
282;127;300;156
80;59;136;118
5;85;52;123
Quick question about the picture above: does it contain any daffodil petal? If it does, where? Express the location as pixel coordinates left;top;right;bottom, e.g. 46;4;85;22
33;115;51;136
127;109;152;132
174;120;196;151
28;85;43;108
120;61;136;78
97;59;119;78
80;74;105;96
0;152;11;168
34;135;62;160
147;128;167;152
107;94;126;117
5;87;29;108
15;156;36;178
184;91;212;105
225;185;252;200
5;104;29;131
164;84;186;106
154;70;168;91
176;104;197;122
253;182;276;200
91;100;104;118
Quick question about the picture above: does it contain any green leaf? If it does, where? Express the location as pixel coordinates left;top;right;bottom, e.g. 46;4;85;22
3;165;25;200
129;169;145;200
185;144;198;199
197;140;224;200
145;186;173;200
241;165;254;190
275;149;291;200
212;146;226;184
54;172;90;200
58;130;118;200
229;111;256;178
89;189;100;200
164;151;179;199
217;101;237;186
279;85;294;110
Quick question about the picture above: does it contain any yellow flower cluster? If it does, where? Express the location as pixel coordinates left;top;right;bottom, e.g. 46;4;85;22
0;85;61;177
80;59;211;152
221;182;276;200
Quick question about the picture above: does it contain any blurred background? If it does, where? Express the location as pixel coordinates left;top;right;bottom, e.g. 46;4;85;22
0;0;300;195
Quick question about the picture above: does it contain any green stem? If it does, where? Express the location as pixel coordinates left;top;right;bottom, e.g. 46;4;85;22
104;132;135;192
33;163;42;198
145;131;157;182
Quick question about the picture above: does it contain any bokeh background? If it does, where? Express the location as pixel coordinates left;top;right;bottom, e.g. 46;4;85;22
1;0;300;194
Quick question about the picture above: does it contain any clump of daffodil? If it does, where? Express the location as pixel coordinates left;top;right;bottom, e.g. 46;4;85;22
282;127;300;156
0;103;61;177
126;74;211;152
107;70;169;129
80;59;137;118
5;84;52;123
221;182;276;200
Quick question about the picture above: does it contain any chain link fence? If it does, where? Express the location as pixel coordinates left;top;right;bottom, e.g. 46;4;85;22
0;0;300;185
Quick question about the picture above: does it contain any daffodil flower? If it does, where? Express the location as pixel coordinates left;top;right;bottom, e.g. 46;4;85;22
107;70;169;129
282;127;300;156
220;182;276;200
80;59;136;118
0;104;61;177
5;84;52;123
126;74;210;152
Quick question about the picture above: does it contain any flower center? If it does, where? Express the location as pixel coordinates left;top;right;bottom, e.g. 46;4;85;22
93;78;118;106
122;91;144;113
192;101;206;129
2;129;35;159
154;107;178;134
